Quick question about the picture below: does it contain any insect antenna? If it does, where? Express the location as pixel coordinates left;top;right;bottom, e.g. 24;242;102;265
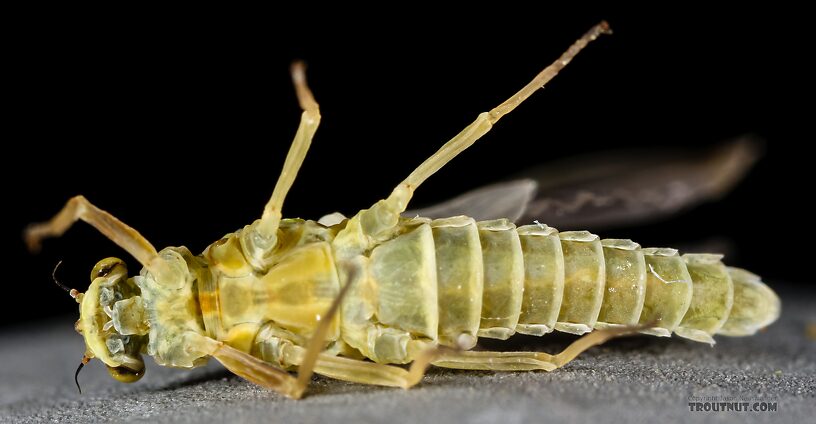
74;355;90;394
52;260;79;299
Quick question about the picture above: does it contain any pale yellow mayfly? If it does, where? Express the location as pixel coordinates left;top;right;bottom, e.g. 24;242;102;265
26;22;779;399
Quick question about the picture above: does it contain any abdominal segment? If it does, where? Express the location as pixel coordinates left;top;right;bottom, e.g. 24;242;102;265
353;216;780;359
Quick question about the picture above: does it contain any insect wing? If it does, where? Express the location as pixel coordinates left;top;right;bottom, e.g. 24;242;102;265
406;137;761;230
404;179;537;222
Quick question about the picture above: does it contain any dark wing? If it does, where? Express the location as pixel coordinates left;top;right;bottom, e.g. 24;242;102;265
405;136;761;230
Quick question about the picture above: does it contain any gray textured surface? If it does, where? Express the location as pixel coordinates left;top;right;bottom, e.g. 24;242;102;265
1;284;813;424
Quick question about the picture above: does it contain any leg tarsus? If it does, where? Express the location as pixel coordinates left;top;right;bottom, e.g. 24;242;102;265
487;21;611;123
399;22;611;195
24;195;160;272
290;61;319;113
403;344;448;388
432;324;637;372
551;322;636;367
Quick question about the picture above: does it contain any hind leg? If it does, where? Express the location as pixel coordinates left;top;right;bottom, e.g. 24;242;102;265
337;23;611;247
277;325;633;390
400;22;611;196
432;324;633;371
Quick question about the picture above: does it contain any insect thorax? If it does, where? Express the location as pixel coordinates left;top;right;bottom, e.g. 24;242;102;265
134;219;342;369
136;246;211;368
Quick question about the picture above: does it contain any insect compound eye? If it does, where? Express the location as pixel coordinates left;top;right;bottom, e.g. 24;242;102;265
106;361;145;383
90;257;127;281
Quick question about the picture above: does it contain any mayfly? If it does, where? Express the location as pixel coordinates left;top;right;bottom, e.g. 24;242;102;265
25;21;780;399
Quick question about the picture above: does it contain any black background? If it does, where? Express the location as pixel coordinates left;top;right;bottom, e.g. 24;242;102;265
4;6;813;327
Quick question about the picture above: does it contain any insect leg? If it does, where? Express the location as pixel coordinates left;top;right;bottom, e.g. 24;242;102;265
208;341;303;397
339;23;611;244
211;264;353;399
432;324;635;371
255;62;321;241
24;195;162;274
274;344;442;389
396;23;610;204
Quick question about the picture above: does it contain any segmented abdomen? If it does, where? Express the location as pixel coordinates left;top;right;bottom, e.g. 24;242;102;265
367;216;780;351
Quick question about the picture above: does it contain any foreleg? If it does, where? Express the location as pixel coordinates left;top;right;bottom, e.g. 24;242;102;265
25;195;161;274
